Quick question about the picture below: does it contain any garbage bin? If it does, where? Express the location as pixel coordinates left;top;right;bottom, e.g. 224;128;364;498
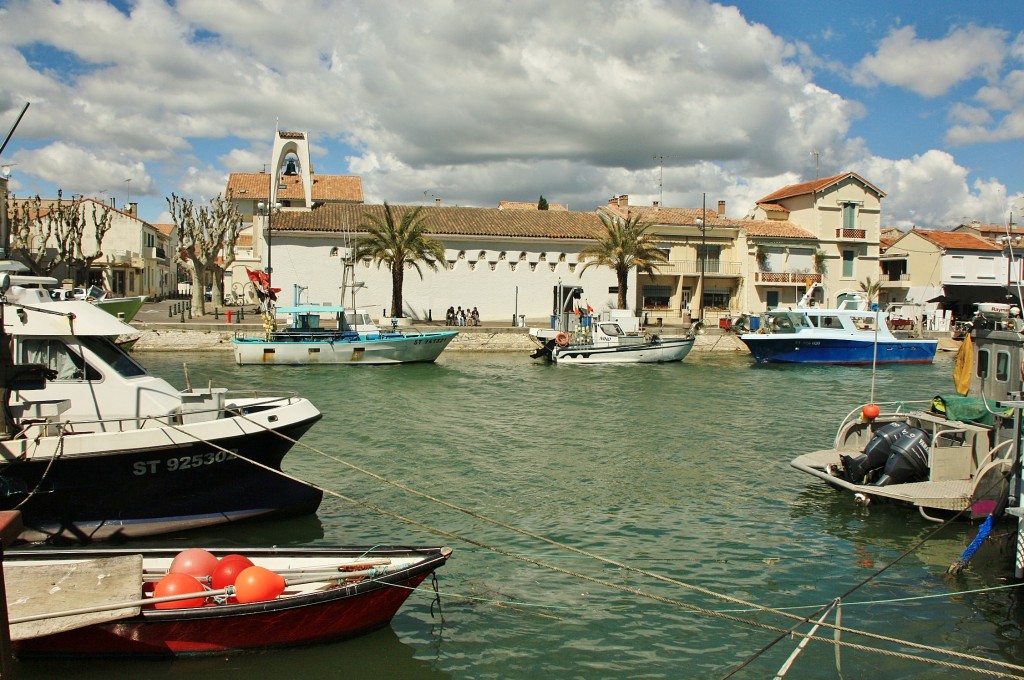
749;316;760;331
519;315;526;327
719;318;732;330
226;310;233;324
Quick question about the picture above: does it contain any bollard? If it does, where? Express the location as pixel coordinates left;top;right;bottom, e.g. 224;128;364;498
226;310;233;324
180;309;185;323
239;307;245;321
168;305;173;318
214;307;219;319
187;307;192;319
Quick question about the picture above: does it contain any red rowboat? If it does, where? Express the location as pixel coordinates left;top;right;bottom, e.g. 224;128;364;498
5;545;452;656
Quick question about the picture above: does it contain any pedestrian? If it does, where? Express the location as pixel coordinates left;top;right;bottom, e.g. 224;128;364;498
446;306;455;326
456;306;465;326
471;307;480;326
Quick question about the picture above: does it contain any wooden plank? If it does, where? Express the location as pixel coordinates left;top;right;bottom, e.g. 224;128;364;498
5;555;143;641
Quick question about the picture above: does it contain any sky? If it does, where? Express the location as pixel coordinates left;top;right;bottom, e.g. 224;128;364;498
1;0;1023;230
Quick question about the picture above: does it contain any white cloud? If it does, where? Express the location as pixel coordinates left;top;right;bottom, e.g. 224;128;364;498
857;150;1007;228
854;25;1007;97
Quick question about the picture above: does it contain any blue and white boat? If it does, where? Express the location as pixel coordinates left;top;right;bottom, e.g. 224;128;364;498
232;305;458;366
739;295;937;365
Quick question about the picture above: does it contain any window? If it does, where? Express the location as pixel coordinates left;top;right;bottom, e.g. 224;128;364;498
20;339;101;381
643;285;671;309
842;202;857;230
842;250;854;277
702;287;730;308
766;291;779;309
997;351;1010;382
977;348;990;379
697;245;722;273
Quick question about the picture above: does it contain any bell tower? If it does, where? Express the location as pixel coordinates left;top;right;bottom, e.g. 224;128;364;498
269;130;313;207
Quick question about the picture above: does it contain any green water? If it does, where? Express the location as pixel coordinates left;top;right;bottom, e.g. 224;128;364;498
18;351;1024;678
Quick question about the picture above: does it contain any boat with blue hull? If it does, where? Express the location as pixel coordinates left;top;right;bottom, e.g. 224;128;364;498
739;296;937;365
0;274;323;542
232;305;458;365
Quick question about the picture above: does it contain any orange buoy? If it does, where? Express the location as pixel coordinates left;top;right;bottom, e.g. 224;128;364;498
555;332;569;346
153;573;207;609
233;566;286;603
862;404;880;420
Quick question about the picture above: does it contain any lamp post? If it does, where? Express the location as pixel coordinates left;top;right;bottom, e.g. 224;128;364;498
256;198;281;285
695;193;707;325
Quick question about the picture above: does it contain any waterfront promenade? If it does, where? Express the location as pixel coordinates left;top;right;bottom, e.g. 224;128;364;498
128;301;750;353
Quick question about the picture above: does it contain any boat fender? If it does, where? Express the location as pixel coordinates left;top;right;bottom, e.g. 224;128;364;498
555;332;569;346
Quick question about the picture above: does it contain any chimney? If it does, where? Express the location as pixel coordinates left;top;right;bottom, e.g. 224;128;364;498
435;198;441;207
127;202;138;217
608;196;619;207
618;194;629;207
652;200;660;209
717;200;725;216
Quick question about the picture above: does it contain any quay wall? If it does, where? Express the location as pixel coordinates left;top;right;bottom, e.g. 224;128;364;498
129;323;751;353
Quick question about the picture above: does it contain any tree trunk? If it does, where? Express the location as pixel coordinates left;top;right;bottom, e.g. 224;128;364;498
617;271;629;309
391;264;404;318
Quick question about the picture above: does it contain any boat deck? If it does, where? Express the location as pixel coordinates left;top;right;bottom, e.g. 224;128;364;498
792;449;972;511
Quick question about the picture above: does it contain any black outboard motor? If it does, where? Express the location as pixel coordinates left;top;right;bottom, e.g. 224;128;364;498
840;421;910;483
873;428;930;487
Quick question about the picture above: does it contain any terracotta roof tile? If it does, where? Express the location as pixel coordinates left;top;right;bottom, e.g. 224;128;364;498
227;172;363;203
271;203;604;239
498;200;568;211
912;229;1003;251
756;202;789;213
756;172;886;203
598;204;814;239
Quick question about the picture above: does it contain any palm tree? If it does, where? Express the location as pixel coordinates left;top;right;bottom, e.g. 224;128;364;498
578;211;668;309
859;276;881;305
355;203;448;318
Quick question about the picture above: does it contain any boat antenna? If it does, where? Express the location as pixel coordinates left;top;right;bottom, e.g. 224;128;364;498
0;102;29;159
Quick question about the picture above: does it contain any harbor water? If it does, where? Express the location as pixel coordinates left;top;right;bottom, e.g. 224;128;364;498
17;350;1024;678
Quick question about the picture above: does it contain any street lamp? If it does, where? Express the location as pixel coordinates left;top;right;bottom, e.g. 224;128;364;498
256;199;281;284
695;193;707;324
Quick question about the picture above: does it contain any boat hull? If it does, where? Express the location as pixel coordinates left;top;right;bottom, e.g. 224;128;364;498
93;296;147;323
9;546;451;657
232;331;458;365
0;404;323;542
740;336;937;364
545;337;695;364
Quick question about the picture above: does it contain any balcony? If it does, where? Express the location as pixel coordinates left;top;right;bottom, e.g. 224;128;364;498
754;272;822;285
143;246;169;263
835;228;866;240
654;259;742;277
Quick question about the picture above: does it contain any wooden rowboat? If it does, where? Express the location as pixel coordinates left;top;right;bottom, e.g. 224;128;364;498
5;545;452;656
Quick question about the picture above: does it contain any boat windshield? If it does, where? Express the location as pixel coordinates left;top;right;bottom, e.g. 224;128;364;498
76;335;148;378
766;312;811;333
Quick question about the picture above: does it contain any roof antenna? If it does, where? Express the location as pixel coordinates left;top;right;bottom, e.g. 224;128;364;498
809;150;820;179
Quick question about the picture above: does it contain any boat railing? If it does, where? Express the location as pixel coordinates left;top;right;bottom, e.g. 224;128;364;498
18;391;303;436
832;400;931;448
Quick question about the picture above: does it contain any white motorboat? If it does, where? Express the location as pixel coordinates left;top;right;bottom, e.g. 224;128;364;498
529;285;694;364
0;274;322;542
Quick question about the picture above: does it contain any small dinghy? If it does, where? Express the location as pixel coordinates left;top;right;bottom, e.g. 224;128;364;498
5;545;452;657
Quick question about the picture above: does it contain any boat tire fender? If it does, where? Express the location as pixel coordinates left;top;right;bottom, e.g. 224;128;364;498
555;332;569;346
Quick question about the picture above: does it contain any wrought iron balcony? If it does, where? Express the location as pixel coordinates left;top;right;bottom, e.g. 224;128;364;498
753;271;822;285
835;228;866;239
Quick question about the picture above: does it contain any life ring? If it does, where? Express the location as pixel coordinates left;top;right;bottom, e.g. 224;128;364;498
555;332;569;346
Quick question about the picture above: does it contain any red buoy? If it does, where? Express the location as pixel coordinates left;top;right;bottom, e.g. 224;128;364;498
234;566;286;603
153;573;207;609
211;554;255;590
862;404;881;420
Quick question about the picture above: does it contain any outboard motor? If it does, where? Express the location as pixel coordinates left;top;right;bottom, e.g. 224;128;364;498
840;421;910;483
873;428;930;487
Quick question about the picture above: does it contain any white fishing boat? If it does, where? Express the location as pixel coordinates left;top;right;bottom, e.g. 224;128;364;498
232;304;458;365
739;286;937;365
528;284;695;364
790;301;1024;574
0;274;322;542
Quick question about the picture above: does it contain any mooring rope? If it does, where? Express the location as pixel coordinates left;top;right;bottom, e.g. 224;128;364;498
165;411;1024;677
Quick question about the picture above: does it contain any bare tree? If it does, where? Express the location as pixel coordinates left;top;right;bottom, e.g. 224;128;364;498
167;192;243;315
61;200;114;287
8;194;59;275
